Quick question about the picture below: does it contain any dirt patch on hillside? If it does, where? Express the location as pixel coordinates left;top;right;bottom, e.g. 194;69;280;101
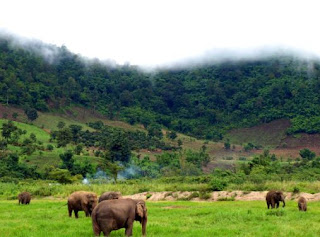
0;104;27;121
123;191;320;202
226;119;290;147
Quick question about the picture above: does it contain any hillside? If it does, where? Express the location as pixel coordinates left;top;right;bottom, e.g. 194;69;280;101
1;33;320;185
1;33;320;141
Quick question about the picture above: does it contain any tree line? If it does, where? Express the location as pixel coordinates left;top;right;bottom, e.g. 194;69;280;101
1;34;320;140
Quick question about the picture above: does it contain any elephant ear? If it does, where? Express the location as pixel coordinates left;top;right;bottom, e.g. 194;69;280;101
83;194;92;205
136;202;145;218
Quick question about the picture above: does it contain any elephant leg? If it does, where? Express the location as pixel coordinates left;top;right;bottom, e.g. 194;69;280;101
276;202;279;208
93;224;101;236
68;208;72;217
75;210;79;218
82;204;89;217
102;230;110;237
125;223;133;237
271;200;275;208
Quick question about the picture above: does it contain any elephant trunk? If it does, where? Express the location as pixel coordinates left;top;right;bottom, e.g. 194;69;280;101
141;217;147;236
282;200;285;207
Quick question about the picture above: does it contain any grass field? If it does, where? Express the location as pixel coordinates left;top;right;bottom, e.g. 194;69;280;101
0;200;319;236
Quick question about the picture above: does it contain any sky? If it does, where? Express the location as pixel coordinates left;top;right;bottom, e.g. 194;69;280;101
1;0;320;67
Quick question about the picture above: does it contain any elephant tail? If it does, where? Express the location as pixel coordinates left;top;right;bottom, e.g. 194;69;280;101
92;210;101;236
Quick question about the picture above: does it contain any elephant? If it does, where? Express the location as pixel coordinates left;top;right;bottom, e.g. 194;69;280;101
266;190;285;209
67;191;98;218
92;198;147;236
18;192;31;205
98;191;122;203
298;196;307;211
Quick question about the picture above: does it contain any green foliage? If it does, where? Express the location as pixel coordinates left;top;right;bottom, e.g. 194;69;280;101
57;121;65;129
224;139;231;150
0;153;39;179
3;34;320;139
12;112;18;120
55;128;72;147
107;131;131;163
24;108;38;121
74;143;84;155
147;123;163;139
46;144;54;151
48;168;73;184
299;148;316;161
87;120;104;130
59;150;74;171
209;177;228;191
167;131;177;140
1;121;17;141
106;162;124;183
243;142;255;151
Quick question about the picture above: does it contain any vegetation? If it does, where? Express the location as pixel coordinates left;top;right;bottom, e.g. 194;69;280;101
2;33;320;196
1;34;320;141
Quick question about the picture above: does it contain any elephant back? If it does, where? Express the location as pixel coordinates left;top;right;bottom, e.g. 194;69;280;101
99;191;122;203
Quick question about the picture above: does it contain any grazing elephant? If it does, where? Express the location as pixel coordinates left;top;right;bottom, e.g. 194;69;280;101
92;198;147;236
18;192;31;205
298;196;307;211
98;191;122;203
266;190;285;209
67;191;98;218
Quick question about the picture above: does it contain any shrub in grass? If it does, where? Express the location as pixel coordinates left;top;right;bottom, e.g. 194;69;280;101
292;186;300;194
217;196;235;201
199;192;211;200
138;186;149;193
209;178;228;191
46;144;54;151
188;191;200;199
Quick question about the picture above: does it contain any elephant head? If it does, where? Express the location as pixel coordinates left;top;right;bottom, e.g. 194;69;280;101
274;191;285;207
85;193;98;214
135;201;147;236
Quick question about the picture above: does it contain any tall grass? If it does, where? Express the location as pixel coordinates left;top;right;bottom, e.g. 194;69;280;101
2;179;320;200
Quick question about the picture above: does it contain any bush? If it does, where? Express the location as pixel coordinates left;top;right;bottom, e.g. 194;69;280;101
224;156;234;160
217;196;235;201
199;191;211;200
209;178;228;191
0;176;19;184
46;144;54;151
243;143;255;151
292;186;300;194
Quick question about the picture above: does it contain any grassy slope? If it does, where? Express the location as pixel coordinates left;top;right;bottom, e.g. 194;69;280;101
2;104;320;171
0;118;103;171
0;200;319;236
225;119;291;147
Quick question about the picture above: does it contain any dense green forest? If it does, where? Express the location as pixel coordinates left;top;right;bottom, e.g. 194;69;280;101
1;34;320;141
2;33;320;186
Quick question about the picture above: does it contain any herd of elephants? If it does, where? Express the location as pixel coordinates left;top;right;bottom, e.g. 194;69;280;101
17;190;307;236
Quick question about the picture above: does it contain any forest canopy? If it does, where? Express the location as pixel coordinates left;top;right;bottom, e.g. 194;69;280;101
1;34;320;140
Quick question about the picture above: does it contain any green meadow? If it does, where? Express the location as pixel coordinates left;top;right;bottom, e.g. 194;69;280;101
0;200;319;237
